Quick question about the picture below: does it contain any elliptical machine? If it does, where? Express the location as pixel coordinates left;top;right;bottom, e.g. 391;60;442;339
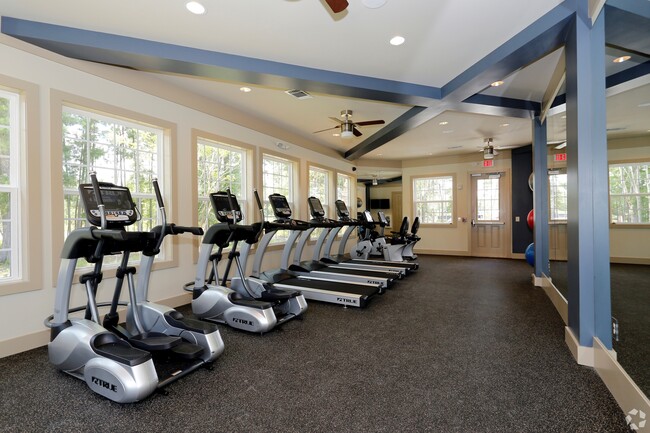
46;173;223;403
187;190;307;333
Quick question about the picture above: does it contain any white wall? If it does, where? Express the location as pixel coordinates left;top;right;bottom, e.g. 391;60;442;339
0;37;354;355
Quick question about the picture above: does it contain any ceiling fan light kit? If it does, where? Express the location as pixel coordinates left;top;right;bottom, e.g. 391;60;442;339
483;138;495;160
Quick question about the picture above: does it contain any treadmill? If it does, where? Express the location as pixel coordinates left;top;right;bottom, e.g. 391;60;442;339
286;196;401;289
321;200;418;273
245;193;381;308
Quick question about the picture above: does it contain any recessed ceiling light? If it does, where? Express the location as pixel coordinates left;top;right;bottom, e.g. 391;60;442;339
561;115;566;119
442;130;454;134
439;121;449;125
500;123;510;127
239;87;252;93
638;102;650;108
613;55;631;63
390;36;405;46
362;0;387;8
427;152;433;156
490;80;504;87
377;153;383;156
186;1;206;15
333;133;340;137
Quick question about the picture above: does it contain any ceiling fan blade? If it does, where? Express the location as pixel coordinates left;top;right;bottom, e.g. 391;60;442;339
325;0;349;13
354;120;385;127
313;126;339;134
328;116;344;125
352;126;363;137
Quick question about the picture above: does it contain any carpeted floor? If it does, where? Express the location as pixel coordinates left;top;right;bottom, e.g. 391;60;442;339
0;256;630;432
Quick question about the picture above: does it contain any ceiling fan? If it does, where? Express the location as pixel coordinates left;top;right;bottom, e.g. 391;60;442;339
313;109;385;139
324;0;349;13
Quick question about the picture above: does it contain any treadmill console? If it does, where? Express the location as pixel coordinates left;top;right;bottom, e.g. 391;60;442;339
335;200;350;219
269;194;292;219
79;183;137;227
308;196;326;219
210;191;243;223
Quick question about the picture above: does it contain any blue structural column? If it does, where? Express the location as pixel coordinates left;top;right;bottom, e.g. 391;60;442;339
565;3;612;349
532;117;550;278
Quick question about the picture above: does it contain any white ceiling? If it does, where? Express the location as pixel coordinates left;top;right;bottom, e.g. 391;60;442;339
1;0;648;178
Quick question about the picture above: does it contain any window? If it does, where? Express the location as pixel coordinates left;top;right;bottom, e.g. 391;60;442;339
476;177;500;221
309;166;330;217
262;154;295;243
197;138;247;230
0;89;20;280
609;161;650;224
62;106;164;265
549;171;568;221
413;176;454;224
336;173;352;210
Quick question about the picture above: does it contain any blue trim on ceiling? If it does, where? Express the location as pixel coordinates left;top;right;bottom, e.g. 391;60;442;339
344;106;430;160
0;16;440;106
441;2;574;100
606;60;650;88
462;94;541;113
604;3;650;55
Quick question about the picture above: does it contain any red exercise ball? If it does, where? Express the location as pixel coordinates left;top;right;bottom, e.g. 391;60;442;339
527;209;534;230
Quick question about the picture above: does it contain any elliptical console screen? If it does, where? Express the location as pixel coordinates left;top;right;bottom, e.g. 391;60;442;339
210;192;242;223
335;200;349;218
308;197;325;218
363;210;374;223
378;212;388;225
79;184;137;227
269;194;292;218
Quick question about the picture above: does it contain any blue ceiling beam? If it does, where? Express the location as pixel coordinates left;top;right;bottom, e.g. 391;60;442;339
462;94;541;113
604;2;650;55
441;2;574;101
344;106;429;160
0;16;440;106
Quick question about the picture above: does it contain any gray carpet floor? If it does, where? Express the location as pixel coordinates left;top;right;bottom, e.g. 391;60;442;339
0;256;630;432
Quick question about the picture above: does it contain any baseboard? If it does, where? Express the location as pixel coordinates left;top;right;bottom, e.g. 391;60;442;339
0;293;192;359
565;326;595;367
540;274;568;325
414;249;470;257
610;256;650;265
593;337;650;429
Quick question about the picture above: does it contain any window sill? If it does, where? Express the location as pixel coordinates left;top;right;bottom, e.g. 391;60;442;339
610;223;650;229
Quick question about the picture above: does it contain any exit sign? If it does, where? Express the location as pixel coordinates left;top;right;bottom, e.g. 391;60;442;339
483;160;494;167
554;153;567;162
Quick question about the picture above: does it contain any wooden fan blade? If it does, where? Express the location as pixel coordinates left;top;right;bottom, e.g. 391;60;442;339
328;116;344;125
355;120;385;127
313;125;339;134
325;0;349;13
352;126;362;137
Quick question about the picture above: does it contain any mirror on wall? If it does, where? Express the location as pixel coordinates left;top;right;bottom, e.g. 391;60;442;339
606;81;650;398
546;113;568;297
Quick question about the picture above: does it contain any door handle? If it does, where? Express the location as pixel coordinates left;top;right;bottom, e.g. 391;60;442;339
471;219;476;227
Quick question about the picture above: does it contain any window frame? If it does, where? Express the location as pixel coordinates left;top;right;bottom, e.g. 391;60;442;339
608;159;650;227
411;174;457;227
0;76;41;296
50;90;177;285
548;169;568;223
260;150;299;245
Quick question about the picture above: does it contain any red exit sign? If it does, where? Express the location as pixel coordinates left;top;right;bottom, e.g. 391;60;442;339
483;160;494;167
554;153;567;162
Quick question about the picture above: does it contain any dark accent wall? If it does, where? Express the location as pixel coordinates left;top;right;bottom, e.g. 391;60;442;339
512;145;534;253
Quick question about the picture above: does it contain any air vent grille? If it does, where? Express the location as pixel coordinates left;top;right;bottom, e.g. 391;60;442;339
285;89;312;99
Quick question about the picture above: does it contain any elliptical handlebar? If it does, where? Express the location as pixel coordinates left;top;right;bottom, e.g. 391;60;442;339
89;171;107;230
152;178;167;252
90;226;128;241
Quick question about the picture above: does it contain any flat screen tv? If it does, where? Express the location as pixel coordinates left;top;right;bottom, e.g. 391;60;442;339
369;198;390;209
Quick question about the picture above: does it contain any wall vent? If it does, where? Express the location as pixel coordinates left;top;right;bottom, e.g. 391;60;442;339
285;89;312;99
